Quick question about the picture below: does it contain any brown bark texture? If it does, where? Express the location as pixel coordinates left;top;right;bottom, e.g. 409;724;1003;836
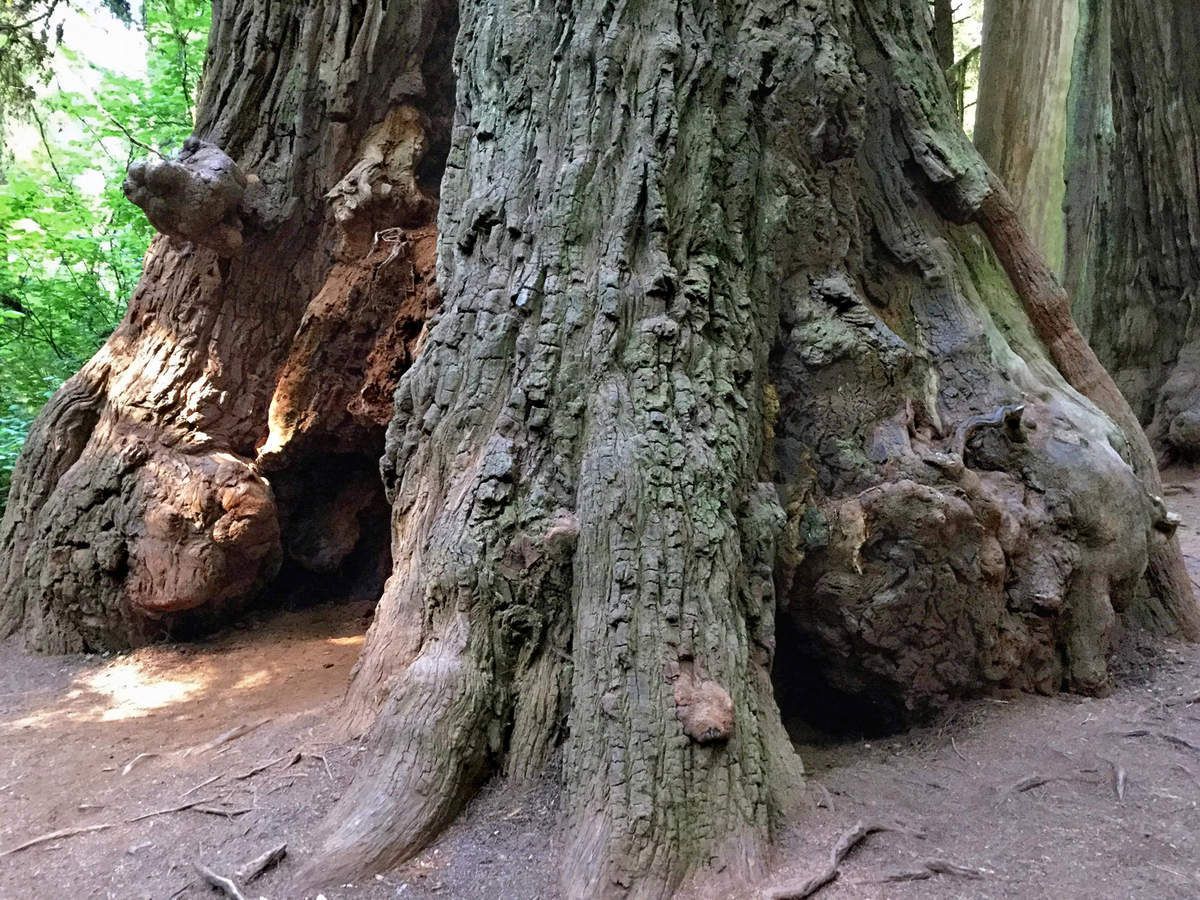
0;0;1195;897
0;0;454;650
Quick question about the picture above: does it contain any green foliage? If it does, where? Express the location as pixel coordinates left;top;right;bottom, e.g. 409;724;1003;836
0;0;210;509
0;1;63;134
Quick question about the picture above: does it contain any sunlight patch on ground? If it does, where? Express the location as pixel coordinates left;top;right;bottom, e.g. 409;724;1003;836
2;658;210;729
232;669;273;691
83;661;205;721
1;625;366;734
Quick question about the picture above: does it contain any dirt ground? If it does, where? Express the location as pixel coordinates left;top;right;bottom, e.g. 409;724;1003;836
3;475;1200;899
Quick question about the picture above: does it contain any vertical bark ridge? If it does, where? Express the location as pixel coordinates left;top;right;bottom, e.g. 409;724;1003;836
316;0;842;893
312;0;1186;895
1066;1;1200;458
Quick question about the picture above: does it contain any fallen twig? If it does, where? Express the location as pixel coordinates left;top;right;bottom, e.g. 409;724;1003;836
182;773;223;797
768;821;889;899
0;797;224;856
190;805;255;818
185;718;271;756
128;797;222;823
305;751;334;781
121;752;159;776
234;752;292;781
1162;733;1200;754
876;858;987;883
194;862;247;900
1164;690;1200;707
235;842;287;882
0;822;118;857
1119;729;1200;755
1011;775;1053;793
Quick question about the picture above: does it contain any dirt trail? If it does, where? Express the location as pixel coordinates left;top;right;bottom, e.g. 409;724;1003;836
2;476;1200;898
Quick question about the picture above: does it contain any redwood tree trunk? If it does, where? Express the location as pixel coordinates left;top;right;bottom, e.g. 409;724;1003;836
1066;0;1200;457
979;0;1200;457
0;0;454;650
975;0;1079;274
1;0;1196;897
312;0;1194;894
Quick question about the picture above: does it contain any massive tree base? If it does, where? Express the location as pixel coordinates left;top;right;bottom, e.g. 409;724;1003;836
1;0;1196;897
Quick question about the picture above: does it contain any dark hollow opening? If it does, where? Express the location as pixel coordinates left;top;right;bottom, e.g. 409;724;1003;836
772;608;908;743
268;452;392;610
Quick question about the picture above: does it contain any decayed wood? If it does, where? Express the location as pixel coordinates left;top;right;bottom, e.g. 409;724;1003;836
0;0;453;653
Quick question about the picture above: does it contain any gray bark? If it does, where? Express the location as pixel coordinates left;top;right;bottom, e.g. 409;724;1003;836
307;0;1194;895
1066;1;1200;458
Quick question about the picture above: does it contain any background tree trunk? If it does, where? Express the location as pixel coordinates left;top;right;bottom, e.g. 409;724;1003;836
978;0;1200;459
975;0;1079;275
1;0;1195;897
1066;0;1200;458
932;0;956;72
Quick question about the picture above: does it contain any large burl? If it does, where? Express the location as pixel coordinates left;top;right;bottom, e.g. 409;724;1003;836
127;450;281;616
123;137;248;257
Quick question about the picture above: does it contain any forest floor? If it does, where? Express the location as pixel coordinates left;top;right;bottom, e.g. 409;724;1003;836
2;475;1200;899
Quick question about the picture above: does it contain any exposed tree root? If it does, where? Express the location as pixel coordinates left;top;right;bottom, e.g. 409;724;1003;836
768;822;891;899
296;614;493;889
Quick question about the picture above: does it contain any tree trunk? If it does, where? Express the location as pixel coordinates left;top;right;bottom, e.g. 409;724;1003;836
932;0;956;72
0;0;455;650
309;0;1195;895
1066;0;1200;459
979;0;1200;458
975;0;1079;275
2;0;1196;897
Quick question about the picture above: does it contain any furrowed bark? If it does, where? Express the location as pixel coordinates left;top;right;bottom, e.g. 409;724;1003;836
0;0;454;650
310;0;1192;895
975;175;1200;640
4;1;1196;897
1066;1;1200;457
974;0;1198;634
